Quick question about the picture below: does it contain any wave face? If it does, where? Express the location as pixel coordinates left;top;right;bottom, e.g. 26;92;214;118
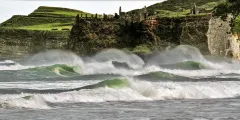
2;46;240;109
26;64;82;76
92;49;144;69
160;61;206;70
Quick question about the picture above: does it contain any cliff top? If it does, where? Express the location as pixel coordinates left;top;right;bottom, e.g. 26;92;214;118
0;6;96;31
0;0;222;31
130;0;221;17
29;6;91;18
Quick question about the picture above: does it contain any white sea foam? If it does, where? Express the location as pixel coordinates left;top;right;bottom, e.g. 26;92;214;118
0;64;33;71
2;46;240;109
92;49;144;69
0;60;14;64
1;79;240;109
0;94;49;109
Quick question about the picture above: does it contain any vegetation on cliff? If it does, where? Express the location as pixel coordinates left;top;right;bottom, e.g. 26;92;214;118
68;20;161;56
0;6;95;31
213;0;240;34
29;6;92;18
131;0;221;18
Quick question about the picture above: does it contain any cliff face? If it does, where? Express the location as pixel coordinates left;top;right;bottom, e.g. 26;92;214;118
68;20;162;56
0;16;211;59
207;14;233;56
156;16;211;54
0;14;234;59
207;14;240;59
0;29;69;59
179;16;211;54
68;16;212;56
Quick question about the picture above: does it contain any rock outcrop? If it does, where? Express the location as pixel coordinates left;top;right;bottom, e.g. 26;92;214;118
207;14;233;56
156;16;211;54
68;19;162;56
0;29;69;59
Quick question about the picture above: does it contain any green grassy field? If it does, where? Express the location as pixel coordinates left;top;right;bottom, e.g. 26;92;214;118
0;6;97;31
16;23;73;31
29;6;93;18
130;0;222;18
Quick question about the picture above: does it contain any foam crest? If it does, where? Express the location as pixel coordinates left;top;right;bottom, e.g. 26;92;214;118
161;69;240;78
146;45;206;66
1;80;240;109
0;94;49;109
20;50;84;68
129;79;240;100
0;60;14;64
92;49;144;69
0;64;33;71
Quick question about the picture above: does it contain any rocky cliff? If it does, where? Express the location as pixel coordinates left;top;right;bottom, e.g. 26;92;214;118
207;14;233;57
156;15;211;54
1;1;237;59
207;14;240;59
68;15;212;56
0;29;69;59
0;15;212;59
68;19;163;56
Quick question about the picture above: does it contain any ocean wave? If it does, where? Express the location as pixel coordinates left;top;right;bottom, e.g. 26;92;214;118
1;78;240;109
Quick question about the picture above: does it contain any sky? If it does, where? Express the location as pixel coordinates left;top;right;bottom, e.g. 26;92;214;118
0;0;164;23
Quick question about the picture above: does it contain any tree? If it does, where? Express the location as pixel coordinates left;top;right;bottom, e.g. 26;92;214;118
228;0;240;15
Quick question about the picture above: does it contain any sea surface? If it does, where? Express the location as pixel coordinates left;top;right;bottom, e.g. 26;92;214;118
1;45;240;120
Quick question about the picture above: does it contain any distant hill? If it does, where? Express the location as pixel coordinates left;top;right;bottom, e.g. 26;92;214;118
0;6;94;31
130;0;222;17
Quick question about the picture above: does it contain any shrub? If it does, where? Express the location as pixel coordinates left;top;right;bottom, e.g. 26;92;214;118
133;45;151;54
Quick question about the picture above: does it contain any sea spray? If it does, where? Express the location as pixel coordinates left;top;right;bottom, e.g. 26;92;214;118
19;50;84;69
0;95;50;109
146;45;206;66
92;49;144;69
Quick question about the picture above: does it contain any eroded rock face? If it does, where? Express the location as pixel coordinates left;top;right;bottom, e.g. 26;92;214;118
0;15;227;59
0;29;69;59
230;35;240;59
207;14;233;56
180;18;210;55
156;16;211;55
69;16;212;56
68;21;161;56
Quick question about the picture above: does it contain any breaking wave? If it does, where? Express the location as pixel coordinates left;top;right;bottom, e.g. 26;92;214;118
2;46;240;109
159;61;206;70
25;64;82;76
1;78;240;109
91;49;144;69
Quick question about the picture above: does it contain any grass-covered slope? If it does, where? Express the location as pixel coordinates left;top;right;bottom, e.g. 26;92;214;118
29;6;92;18
130;0;222;18
213;0;240;34
0;6;94;31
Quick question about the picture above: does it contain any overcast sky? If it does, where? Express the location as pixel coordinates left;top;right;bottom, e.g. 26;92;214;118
0;0;163;23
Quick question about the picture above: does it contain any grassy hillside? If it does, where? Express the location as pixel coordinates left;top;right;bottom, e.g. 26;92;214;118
0;1;224;31
130;0;222;18
0;6;95;31
213;0;240;34
29;6;92;18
